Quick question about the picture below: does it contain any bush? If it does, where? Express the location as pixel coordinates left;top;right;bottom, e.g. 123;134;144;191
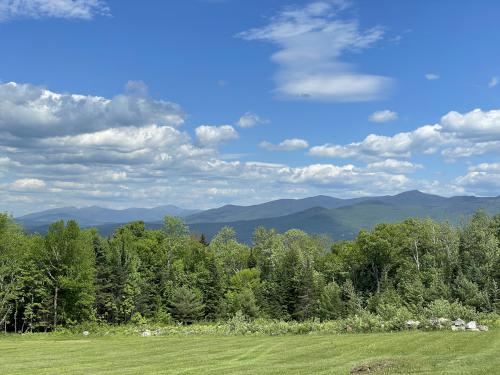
423;299;478;322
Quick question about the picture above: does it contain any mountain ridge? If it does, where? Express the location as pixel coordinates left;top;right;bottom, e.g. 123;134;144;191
12;190;500;243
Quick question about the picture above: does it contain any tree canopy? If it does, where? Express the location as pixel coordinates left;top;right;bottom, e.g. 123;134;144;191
0;211;498;332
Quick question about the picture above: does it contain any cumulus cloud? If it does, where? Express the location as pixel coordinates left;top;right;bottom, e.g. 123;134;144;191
236;111;268;128
42;124;188;152
238;0;393;101
3;81;500;214
441;108;500;140
309;124;444;160
260;138;309;151
195;125;238;146
366;159;423;173
455;162;500;193
310;108;500;162
10;178;46;191
369;110;398;123
0;0;110;22
425;73;440;80
272;163;410;189
0;82;185;138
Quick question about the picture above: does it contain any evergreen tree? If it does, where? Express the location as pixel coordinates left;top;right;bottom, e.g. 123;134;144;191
169;286;205;324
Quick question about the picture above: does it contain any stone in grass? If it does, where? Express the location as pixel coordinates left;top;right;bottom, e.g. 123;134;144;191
141;329;152;337
478;325;489;332
451;325;465;331
406;320;420;328
452;318;465;327
465;321;477;330
82;331;90;337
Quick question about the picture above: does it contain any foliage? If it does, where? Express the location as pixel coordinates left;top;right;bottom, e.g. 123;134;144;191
168;286;205;324
0;212;499;332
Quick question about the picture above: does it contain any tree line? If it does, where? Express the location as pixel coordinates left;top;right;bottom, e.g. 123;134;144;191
0;212;499;332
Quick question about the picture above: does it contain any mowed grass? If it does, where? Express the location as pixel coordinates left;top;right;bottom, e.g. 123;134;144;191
0;330;499;374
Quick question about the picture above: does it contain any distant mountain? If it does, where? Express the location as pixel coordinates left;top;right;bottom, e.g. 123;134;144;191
14;191;500;241
185;193;500;243
184;195;370;224
17;205;200;232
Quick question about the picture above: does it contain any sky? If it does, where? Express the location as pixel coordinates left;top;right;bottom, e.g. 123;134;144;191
1;0;500;215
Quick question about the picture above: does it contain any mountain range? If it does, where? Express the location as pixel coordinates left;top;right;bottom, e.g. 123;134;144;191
17;205;200;234
14;190;500;243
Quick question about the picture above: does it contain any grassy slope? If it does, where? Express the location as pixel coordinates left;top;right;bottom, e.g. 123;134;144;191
1;331;499;374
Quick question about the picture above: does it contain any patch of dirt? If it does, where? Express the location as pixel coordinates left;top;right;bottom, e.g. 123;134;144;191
350;359;395;374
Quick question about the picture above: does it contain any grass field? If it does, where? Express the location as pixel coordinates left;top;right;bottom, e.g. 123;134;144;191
1;331;499;374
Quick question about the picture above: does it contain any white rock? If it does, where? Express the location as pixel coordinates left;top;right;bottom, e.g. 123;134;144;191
478;325;489;332
82;331;90;336
141;330;152;337
406;320;420;328
465;321;477;330
452;319;465;327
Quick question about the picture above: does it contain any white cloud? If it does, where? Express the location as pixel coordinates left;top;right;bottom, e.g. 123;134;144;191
236;112;268;128
10;178;46;191
366;159;423;173
238;0;393;101
0;156;13;167
260;138;309;151
441;141;500;159
310;107;500;161
309;124;444;160
455;163;500;193
4;81;500;214
0;0;109;22
42;124;188;152
440;108;500;140
0;81;185;138
488;76;498;88
468;162;500;173
195;125;238;146
425;73;440;80
273;163;410;189
369;110;398;123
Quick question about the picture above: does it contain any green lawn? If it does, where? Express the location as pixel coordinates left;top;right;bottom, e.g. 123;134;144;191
0;331;499;374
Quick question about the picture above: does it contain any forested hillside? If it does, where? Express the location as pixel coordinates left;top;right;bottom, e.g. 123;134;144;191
17;192;500;243
1;211;499;332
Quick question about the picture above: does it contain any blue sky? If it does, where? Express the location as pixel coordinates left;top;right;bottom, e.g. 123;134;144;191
1;0;500;215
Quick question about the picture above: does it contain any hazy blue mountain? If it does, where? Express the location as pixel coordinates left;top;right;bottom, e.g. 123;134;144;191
14;191;500;241
17;205;199;231
185;193;500;243
184;195;370;224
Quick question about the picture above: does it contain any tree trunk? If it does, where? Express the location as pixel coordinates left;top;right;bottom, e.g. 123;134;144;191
53;286;59;329
14;301;17;333
413;240;420;271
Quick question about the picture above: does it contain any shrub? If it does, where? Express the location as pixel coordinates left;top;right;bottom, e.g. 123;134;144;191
423;299;478;321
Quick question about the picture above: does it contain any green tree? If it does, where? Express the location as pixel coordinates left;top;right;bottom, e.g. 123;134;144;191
0;214;28;329
317;281;343;320
40;220;95;328
169;286;205;324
